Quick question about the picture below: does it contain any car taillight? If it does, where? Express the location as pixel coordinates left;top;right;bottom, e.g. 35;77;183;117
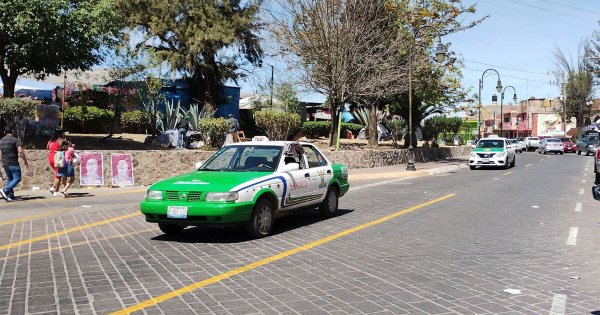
597;150;600;159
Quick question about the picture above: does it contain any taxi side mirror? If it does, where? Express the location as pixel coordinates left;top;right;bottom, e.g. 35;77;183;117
280;162;300;172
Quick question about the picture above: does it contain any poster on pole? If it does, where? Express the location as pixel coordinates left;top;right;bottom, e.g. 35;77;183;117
110;154;134;186
79;152;104;186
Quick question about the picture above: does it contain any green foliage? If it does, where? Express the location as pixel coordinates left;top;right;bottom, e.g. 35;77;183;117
254;111;301;141
63;106;115;133
120;110;153;133
117;0;263;110
0;0;122;97
423;116;464;144
0;98;36;123
342;123;363;136
198;118;228;148
302;121;331;138
156;100;181;133
276;83;301;113
385;118;407;148
186;103;215;132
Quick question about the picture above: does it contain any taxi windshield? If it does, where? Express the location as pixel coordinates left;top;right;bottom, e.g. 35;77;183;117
476;140;504;148
199;145;282;172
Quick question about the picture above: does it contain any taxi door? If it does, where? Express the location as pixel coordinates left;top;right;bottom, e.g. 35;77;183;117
280;155;313;210
505;139;515;162
302;145;334;204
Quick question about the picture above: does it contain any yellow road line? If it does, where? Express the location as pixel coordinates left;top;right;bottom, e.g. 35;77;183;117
0;228;154;261
502;171;512;176
0;189;145;208
111;193;456;315
0;207;79;227
0;212;141;251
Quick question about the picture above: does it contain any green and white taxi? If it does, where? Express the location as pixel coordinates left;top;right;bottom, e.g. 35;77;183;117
140;141;350;238
468;137;516;170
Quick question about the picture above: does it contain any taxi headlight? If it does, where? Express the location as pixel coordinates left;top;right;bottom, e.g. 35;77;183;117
146;190;163;200
205;192;239;202
469;152;477;158
496;152;506;157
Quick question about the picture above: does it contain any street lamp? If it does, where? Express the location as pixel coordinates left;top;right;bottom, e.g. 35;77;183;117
478;69;503;139
500;86;517;136
406;26;447;171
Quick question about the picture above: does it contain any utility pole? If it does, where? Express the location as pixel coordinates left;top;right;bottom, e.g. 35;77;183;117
61;71;67;130
270;65;274;110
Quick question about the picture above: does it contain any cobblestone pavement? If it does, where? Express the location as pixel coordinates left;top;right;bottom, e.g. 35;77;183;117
1;153;599;314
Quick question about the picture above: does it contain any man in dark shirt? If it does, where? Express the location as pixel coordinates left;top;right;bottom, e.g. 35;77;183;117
0;126;28;201
177;114;190;149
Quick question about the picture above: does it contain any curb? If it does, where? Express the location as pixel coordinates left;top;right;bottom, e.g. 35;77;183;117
348;161;468;181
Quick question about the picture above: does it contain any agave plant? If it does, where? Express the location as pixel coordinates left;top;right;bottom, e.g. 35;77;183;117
157;99;181;133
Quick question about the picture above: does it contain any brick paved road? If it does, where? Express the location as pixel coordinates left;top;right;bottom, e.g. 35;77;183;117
1;152;599;314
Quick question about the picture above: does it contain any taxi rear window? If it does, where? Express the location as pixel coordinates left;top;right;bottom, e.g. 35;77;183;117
476;140;504;148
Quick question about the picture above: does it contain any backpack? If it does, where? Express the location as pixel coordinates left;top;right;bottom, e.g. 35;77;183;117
54;151;65;168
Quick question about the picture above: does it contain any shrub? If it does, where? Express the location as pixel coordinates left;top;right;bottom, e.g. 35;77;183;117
198;117;228;148
63;106;115;133
341;122;363;137
254;111;301;140
0;98;36;124
302;121;330;138
120;110;153;134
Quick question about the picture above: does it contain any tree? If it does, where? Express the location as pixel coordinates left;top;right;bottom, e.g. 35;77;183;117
554;43;594;127
117;0;264;112
276;83;301;113
586;22;600;84
273;0;408;147
0;0;121;97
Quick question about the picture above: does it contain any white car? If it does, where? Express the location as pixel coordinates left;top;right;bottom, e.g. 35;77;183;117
509;139;525;153
538;138;564;154
469;137;516;169
524;137;540;151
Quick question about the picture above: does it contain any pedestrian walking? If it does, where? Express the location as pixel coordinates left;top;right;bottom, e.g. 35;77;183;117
58;140;76;197
176;114;190;149
0;126;29;202
226;114;240;144
47;130;65;196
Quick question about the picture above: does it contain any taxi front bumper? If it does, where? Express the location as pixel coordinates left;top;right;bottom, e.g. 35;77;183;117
468;155;507;166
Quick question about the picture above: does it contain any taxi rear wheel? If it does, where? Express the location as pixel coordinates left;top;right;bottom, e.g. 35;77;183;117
319;187;339;218
246;198;274;238
158;223;185;235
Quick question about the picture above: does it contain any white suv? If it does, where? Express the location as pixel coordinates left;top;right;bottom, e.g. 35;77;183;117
524;137;540;151
469;137;516;169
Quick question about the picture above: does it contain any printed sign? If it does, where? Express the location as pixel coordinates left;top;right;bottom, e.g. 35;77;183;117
80;152;104;186
111;154;134;186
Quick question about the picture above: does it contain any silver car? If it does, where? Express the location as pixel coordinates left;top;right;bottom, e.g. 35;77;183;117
510;139;524;153
524;137;540;151
538;138;564;155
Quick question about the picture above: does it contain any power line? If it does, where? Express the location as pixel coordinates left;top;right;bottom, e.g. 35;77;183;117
537;0;600;16
464;67;551;84
464;59;550;76
501;0;597;23
482;1;590;30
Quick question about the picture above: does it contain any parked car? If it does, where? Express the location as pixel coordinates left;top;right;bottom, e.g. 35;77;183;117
509;139;524;153
559;137;576;153
538;138;564;154
468;137;516;169
576;135;600;156
524;137;540;151
594;146;600;184
140;141;350;238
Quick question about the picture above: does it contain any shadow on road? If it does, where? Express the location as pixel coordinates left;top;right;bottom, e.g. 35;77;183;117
150;208;354;244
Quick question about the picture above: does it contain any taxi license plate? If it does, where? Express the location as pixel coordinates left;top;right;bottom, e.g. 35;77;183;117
482;158;490;163
167;206;188;219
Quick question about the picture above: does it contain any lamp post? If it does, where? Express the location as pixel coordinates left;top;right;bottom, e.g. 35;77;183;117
406;26;447;171
500;86;517;137
478;69;503;139
560;93;567;137
587;100;594;127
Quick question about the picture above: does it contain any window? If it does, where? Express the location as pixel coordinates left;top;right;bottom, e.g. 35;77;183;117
304;146;328;168
199;145;282;172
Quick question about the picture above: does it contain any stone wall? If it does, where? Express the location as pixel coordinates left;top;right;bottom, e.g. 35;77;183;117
15;146;471;191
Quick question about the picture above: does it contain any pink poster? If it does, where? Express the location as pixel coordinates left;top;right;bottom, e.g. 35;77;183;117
111;154;134;186
79;152;104;186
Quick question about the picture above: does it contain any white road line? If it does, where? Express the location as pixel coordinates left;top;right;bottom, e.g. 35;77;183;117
578;188;584;195
584;173;588;177
550;294;566;315
350;178;412;192
567;227;578;246
540;159;545;161
585;168;589;171
582;179;587;184
574;203;582;212
526;163;533;166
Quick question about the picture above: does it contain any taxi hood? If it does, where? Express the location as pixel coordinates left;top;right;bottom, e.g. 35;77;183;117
148;171;269;192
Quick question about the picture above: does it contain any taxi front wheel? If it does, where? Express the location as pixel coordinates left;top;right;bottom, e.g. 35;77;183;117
158;223;185;235
247;198;274;238
319;187;339;218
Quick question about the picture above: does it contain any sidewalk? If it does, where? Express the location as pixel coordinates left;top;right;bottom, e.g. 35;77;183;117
348;156;469;181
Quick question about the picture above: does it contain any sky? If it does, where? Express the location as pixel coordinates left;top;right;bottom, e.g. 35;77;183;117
6;0;600;106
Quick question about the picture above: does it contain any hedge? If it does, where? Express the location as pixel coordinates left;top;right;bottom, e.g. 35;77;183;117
254;111;301;140
120;110;153;133
63;106;114;133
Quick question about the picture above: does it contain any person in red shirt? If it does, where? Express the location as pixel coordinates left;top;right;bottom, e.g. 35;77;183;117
46;130;65;196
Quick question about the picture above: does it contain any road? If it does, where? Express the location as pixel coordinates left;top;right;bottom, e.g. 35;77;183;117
0;152;599;314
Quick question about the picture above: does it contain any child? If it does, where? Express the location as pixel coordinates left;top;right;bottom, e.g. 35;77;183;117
58;140;76;197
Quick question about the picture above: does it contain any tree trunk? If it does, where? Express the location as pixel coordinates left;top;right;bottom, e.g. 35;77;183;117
329;99;340;147
367;103;378;147
0;69;17;98
190;65;207;109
